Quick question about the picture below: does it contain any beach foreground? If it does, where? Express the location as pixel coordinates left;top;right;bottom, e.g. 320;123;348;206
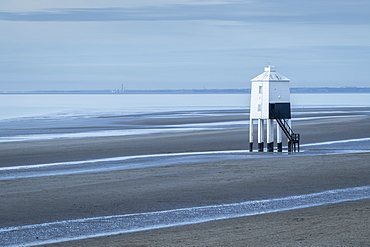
0;108;369;246
2;153;369;246
46;199;370;247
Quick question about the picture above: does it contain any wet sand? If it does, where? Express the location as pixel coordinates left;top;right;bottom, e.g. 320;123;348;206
1;108;370;167
46;199;370;247
0;108;369;246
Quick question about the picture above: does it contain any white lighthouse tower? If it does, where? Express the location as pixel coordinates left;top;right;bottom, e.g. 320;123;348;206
249;65;299;152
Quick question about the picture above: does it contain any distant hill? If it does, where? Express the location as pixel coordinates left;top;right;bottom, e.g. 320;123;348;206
1;87;370;94
290;87;370;93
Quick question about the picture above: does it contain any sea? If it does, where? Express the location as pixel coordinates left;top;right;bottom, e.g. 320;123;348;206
1;93;370;120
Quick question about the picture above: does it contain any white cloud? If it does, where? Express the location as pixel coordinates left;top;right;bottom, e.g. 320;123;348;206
0;0;243;13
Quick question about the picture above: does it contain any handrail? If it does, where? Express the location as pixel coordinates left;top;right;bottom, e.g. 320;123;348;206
270;109;293;136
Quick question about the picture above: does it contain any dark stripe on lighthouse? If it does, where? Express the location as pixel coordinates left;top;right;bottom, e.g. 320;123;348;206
269;103;291;119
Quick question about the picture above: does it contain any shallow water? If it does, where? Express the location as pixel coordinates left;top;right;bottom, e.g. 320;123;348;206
1;108;369;143
1;93;370;144
0;139;368;181
1;186;369;246
1;107;369;179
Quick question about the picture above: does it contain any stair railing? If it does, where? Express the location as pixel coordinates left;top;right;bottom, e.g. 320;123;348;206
270;108;300;152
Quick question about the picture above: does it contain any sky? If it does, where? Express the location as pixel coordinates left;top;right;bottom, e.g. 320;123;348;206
1;0;370;91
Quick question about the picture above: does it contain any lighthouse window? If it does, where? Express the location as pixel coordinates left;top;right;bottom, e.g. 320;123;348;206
258;86;262;94
258;104;262;111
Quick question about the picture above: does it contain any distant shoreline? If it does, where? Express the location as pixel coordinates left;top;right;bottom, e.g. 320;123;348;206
1;87;370;95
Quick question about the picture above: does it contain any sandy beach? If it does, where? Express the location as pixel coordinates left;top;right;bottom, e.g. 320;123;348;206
0;108;369;246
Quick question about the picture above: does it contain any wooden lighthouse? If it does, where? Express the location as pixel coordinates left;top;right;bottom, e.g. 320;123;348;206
249;65;300;152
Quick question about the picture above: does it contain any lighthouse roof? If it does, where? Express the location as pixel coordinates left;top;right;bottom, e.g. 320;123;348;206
251;65;290;82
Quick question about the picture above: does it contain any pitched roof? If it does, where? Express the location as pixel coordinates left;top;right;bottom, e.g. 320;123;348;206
251;65;290;82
